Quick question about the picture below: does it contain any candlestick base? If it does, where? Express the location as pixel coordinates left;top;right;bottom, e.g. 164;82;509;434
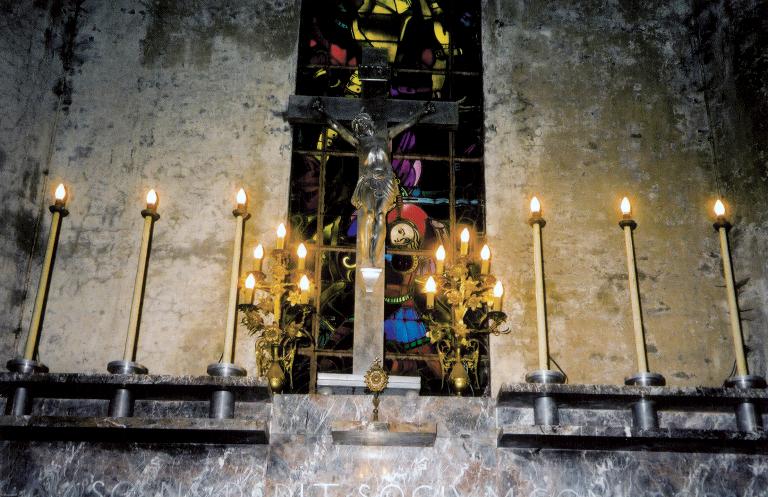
624;372;665;431
107;360;148;375
207;362;247;420
624;372;666;387
5;358;49;416
106;360;149;418
724;374;766;433
525;369;566;426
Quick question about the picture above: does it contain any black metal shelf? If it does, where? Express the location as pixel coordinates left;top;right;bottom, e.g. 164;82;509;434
0;372;270;402
0;415;268;445
497;383;768;412
498;424;767;454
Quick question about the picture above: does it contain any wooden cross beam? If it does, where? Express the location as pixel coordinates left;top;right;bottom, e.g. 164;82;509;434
286;47;458;129
286;95;459;129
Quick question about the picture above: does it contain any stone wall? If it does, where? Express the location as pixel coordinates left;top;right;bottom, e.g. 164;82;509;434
484;0;768;391
0;2;64;363
0;0;766;390
0;0;301;376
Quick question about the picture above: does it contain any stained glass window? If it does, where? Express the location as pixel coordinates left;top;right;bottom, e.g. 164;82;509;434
288;0;488;395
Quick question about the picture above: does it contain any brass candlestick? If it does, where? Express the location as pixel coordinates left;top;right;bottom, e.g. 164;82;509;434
240;246;314;393
713;199;766;433
422;247;510;396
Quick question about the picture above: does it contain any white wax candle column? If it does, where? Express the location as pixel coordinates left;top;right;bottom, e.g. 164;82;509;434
223;188;249;364
714;200;749;376
122;189;160;362
619;197;649;374
23;183;69;360
528;196;549;371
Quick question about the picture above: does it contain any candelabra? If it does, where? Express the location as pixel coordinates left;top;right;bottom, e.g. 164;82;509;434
239;245;314;393
422;237;509;396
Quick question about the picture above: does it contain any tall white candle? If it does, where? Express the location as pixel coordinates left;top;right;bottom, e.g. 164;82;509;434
529;196;549;371
122;189;159;362
24;183;68;360
223;188;248;364
714;199;749;376
619;197;649;373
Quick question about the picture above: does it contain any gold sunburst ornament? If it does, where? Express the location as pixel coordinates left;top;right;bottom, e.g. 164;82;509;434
364;358;389;393
364;358;389;422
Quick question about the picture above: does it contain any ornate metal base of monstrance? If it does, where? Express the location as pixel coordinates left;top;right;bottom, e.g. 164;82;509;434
331;359;436;447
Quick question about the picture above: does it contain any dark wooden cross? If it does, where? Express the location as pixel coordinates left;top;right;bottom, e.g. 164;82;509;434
285;47;459;378
286;47;458;132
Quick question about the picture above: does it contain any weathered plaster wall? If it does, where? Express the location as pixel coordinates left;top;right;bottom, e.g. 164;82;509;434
691;0;768;378
484;0;768;391
0;0;300;375
0;2;66;362
0;1;766;390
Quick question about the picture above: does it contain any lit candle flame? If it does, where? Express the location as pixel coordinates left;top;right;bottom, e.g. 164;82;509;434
299;274;310;291
54;183;66;201
480;244;491;261
460;228;470;243
146;189;158;208
620;197;631;216
254;244;264;260
276;223;287;250
245;273;256;289
714;199;726;217
425;276;437;293
493;280;504;298
435;245;446;261
297;243;307;259
530;196;541;214
236;188;247;206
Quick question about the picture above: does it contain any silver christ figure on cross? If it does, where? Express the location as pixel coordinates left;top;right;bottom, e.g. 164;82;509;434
312;97;435;273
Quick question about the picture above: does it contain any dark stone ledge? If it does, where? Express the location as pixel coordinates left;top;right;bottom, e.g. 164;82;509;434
0;372;270;402
497;383;768;411
0;415;268;444
498;424;768;454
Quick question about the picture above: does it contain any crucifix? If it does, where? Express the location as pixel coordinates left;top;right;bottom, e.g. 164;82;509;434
286;47;458;381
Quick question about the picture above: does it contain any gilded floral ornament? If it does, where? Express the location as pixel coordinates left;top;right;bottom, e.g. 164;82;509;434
239;246;314;393
422;257;511;395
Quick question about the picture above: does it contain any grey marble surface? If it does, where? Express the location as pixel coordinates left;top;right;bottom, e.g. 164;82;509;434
1;394;767;497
